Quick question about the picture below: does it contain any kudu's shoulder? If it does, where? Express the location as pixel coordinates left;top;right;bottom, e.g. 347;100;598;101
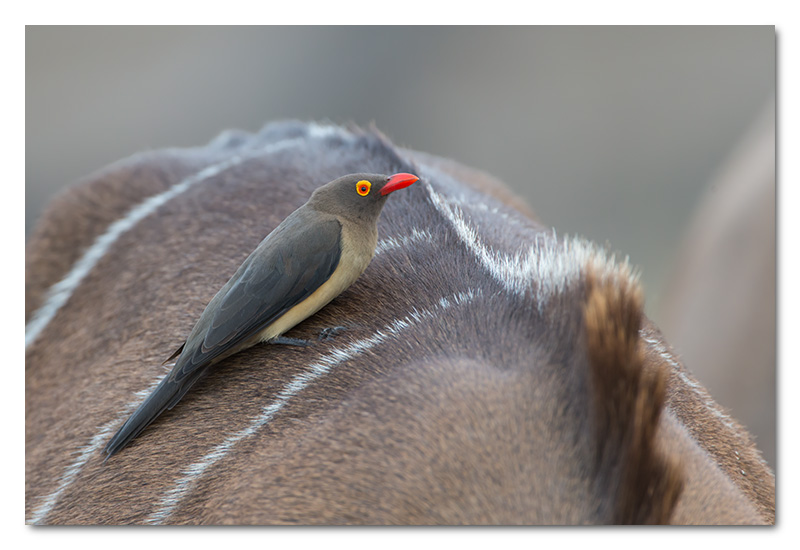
25;121;773;525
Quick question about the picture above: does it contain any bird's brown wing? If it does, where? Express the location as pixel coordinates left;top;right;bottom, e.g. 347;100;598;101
171;218;343;382
104;217;342;458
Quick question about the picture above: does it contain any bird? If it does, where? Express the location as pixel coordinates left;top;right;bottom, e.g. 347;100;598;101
103;172;419;458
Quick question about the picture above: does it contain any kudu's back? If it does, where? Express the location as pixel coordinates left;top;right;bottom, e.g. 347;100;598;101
25;122;774;524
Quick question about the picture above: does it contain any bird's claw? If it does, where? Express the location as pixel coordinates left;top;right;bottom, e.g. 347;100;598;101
269;336;312;347
318;326;347;341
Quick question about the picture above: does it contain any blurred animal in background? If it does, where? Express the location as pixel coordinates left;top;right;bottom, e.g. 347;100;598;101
660;103;775;470
25;121;774;525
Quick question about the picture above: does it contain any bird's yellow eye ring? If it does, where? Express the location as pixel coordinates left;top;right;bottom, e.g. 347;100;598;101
356;180;371;196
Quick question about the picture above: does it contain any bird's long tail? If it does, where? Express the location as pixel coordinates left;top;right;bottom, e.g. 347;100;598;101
103;370;202;459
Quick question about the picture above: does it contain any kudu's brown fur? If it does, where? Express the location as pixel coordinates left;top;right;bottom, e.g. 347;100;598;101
25;121;774;524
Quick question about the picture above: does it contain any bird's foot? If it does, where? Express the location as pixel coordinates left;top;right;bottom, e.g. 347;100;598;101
318;326;347;341
268;336;312;347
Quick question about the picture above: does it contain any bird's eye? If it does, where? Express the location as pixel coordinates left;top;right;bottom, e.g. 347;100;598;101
356;180;371;196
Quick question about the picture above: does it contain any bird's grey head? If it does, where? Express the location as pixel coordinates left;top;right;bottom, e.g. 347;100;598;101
309;173;419;224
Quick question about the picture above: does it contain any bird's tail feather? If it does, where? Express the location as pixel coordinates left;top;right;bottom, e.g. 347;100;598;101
166;373;203;410
103;374;186;459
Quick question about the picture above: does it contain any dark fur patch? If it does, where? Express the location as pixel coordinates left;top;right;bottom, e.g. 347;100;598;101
583;267;684;524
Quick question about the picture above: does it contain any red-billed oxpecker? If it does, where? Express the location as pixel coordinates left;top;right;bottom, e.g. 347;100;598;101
103;172;419;458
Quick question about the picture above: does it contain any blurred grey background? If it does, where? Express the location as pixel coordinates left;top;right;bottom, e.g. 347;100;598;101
26;26;775;467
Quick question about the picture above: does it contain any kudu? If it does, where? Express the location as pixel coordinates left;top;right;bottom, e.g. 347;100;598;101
25;121;774;525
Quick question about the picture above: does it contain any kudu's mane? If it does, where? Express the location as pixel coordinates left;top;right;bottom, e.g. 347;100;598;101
25;122;773;524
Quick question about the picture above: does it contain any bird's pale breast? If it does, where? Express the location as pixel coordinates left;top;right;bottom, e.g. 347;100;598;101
254;220;377;342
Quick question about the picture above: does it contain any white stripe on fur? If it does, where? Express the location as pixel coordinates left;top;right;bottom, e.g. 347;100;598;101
27;376;164;524
146;288;479;524
417;165;757;466
25;125;344;349
375;228;433;255
26;125;347;524
419;170;630;312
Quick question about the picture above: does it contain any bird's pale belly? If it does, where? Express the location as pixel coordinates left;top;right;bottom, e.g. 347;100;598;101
256;242;373;343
